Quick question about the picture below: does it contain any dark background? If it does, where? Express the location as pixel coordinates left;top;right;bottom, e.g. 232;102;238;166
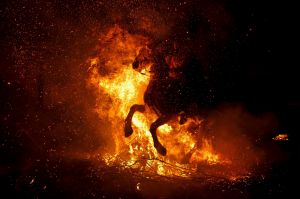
0;0;298;198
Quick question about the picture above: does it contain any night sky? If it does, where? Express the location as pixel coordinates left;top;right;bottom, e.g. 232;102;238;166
0;0;298;198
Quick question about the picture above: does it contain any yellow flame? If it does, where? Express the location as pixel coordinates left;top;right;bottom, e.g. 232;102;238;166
190;139;219;164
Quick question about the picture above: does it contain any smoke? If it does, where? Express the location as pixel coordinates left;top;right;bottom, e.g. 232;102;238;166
206;104;278;172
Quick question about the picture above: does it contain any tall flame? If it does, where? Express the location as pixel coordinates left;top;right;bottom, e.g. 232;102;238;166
87;26;228;177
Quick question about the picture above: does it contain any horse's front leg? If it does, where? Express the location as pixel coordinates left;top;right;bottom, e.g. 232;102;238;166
150;115;170;156
124;104;145;137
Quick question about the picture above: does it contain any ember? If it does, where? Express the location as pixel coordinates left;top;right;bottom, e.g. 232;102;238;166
273;134;289;141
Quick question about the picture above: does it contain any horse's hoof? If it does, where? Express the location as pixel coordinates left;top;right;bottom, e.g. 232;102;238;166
124;124;133;137
179;113;187;125
179;117;187;125
155;143;167;156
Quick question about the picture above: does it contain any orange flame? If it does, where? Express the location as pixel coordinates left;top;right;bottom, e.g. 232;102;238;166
87;26;230;177
273;134;288;141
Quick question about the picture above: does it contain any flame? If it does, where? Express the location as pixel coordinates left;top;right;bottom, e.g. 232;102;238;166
273;134;288;141
87;26;229;177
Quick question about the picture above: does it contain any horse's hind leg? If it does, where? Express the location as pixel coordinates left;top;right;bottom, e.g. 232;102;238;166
124;104;145;137
150;115;170;156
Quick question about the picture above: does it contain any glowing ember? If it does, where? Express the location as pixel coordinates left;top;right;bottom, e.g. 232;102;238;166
273;134;289;141
87;26;230;177
136;182;141;191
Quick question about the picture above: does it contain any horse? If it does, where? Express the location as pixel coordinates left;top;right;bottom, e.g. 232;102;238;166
124;39;209;156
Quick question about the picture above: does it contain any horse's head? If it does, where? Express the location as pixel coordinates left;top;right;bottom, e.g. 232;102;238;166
132;47;153;75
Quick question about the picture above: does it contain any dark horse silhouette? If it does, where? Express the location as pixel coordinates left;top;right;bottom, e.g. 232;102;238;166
124;39;209;156
122;1;234;155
